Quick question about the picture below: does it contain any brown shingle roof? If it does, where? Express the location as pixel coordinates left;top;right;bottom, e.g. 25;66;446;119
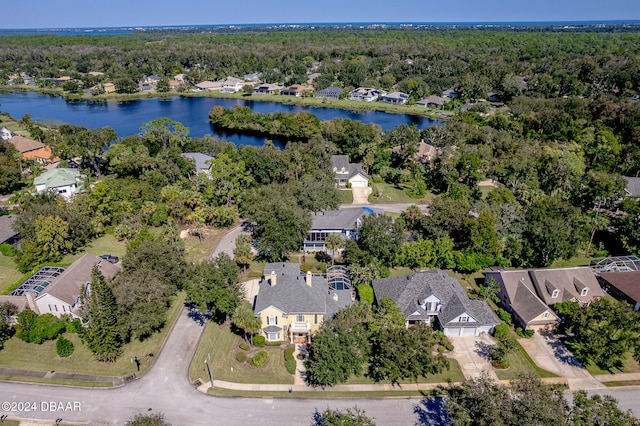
599;271;640;303
8;135;44;153
37;254;120;305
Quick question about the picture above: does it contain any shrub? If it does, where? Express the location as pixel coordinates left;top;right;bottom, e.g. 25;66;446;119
17;310;65;344
266;341;282;346
496;308;513;325
438;346;445;353
357;284;374;305
66;318;83;334
494;323;510;340
239;343;249;351
445;342;454;351
248;349;268;367
253;335;266;347
285;359;296;374
0;243;16;257
56;336;74;357
524;329;535;338
284;347;295;361
236;352;246;363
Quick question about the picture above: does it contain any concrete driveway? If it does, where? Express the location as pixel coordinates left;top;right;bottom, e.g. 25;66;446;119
518;331;605;390
448;334;499;381
350;187;371;204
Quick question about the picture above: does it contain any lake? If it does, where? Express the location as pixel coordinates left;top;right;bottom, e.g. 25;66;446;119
0;92;441;147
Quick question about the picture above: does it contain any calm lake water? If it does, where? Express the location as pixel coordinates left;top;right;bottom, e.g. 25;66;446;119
0;92;441;147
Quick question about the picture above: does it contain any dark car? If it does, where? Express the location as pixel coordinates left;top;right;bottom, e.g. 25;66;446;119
99;254;119;264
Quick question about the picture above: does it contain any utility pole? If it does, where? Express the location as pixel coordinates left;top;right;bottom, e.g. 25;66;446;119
204;352;214;389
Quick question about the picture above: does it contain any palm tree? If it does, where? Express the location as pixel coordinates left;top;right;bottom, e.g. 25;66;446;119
324;233;343;266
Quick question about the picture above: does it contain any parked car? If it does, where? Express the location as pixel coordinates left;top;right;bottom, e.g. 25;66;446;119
99;254;119;264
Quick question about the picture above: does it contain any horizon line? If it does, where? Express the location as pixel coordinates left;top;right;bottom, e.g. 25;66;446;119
3;19;640;31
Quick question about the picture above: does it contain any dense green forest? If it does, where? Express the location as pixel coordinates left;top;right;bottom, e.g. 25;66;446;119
1;26;640;279
2;28;640;99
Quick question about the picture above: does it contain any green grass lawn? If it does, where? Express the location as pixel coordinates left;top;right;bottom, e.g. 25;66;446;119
368;182;433;204
344;358;465;385
496;339;558;380
0;254;23;294
60;233;127;264
582;351;640;375
0;292;185;378
338;189;354;204
190;322;294;385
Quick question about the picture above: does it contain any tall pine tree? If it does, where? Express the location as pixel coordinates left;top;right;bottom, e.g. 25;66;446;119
82;266;122;362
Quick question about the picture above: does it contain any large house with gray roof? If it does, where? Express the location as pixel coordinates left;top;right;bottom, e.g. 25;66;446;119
34;168;84;200
303;207;382;253
372;270;499;336
253;263;353;343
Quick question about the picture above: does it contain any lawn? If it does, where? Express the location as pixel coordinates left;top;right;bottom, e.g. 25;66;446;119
60;233;127;264
582;351;640;375
368;182;433;204
338;189;354;204
189;321;294;385
344;358;465;385
495;339;558;380
183;224;236;263
0;292;185;378
0;254;23;294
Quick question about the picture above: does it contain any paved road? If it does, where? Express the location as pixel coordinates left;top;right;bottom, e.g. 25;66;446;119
340;203;428;214
208;225;245;261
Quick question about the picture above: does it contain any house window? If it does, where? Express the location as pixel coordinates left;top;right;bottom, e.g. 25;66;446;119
314;314;318;325
543;312;549;318
267;315;277;325
48;304;58;312
581;288;589;297
266;332;280;341
551;289;559;298
459;316;469;322
296;314;305;323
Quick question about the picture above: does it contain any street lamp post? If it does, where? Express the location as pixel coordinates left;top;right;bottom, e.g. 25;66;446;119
204;352;214;389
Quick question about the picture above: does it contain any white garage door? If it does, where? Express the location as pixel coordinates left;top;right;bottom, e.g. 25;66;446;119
462;327;477;336
350;180;367;188
445;327;460;336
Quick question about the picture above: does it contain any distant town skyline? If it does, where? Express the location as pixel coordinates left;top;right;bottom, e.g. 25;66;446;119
3;0;640;29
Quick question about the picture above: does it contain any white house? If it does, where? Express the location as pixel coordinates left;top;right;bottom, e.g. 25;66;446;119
331;155;368;188
34;254;120;319
219;77;247;93
34;168;84;200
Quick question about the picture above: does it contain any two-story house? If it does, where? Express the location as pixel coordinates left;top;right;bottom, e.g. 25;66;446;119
253;263;353;343
347;87;386;102
373;270;499;336
303;207;382;253
33;254;120;319
34;168;84;200
331;155;368;188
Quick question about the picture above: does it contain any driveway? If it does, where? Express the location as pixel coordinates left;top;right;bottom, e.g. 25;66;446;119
350;187;371;204
518;331;605;390
448;334;499;381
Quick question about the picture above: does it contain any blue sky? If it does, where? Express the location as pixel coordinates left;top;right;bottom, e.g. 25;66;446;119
4;0;640;28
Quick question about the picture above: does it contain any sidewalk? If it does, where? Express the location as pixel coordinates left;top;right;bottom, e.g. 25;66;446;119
197;379;449;393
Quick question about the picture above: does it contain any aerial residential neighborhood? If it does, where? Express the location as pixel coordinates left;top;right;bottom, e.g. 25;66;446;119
1;5;640;425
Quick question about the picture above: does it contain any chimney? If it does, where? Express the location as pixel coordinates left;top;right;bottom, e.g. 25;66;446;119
270;271;276;286
306;270;313;287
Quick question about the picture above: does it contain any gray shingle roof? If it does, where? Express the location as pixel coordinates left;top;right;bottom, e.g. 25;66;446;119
255;263;353;317
181;152;214;173
624;177;640;198
0;214;18;245
486;270;553;325
331;155;368;180
529;267;604;305
372;270;498;328
310;208;383;231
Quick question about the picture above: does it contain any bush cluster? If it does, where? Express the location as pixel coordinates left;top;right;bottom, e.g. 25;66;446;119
248;349;268;367
0;243;16;257
16;310;65;344
284;347;295;361
239;342;249;351
253;335;266;347
235;352;246;363
56;335;74;357
285;359;297;375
